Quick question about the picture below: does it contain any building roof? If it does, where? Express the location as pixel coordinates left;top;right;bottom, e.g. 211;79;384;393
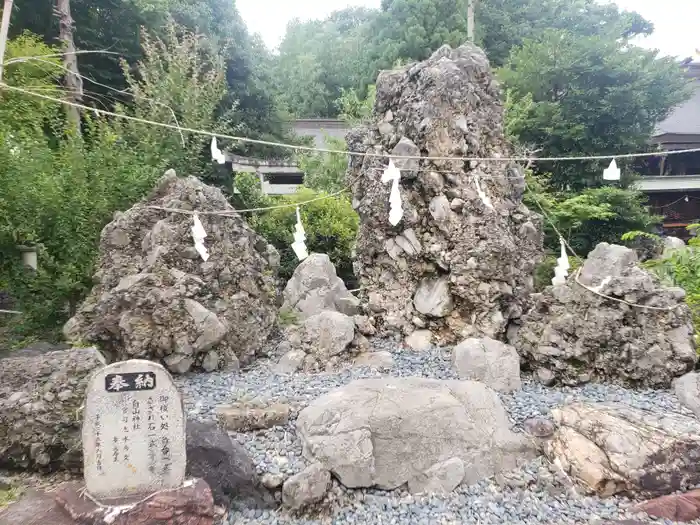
653;60;700;140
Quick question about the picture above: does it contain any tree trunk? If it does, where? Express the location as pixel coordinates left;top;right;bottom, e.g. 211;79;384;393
55;0;82;131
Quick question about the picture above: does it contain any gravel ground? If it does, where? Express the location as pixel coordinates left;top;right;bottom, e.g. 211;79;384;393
175;341;697;525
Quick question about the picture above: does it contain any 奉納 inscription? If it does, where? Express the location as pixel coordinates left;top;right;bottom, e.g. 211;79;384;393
104;372;156;392
82;360;185;501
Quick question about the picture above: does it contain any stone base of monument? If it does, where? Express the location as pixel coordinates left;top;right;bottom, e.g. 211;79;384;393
55;478;215;525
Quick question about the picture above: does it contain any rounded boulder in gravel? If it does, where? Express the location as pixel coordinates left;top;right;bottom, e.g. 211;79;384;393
295;377;537;490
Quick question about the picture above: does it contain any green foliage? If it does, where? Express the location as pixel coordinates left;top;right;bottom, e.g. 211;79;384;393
500;30;692;190
278;307;300;326
248;189;359;286
645;230;700;344
296;137;349;194
524;174;659;256
337;85;376;125
271;0;658;119
0;25;228;341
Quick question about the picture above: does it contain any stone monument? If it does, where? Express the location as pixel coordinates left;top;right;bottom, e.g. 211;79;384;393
82;359;186;501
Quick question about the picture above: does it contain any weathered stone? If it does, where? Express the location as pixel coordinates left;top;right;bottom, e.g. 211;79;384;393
281;463;331;510
451;337;521;392
634;489;700;522
274;350;306;375
64;171;280;370
523;417;555;438
300;311;355;360
216;403;290;432
674;372;700;419
536;368;556;386
413;277;453;317
353;351;394;369
405;330;433;351
261;473;286;490
663;236;686;255
0;488;73;525
185;420;274;510
407;457;465;494
201;351;219;373
55;479;215;524
511;243;696;388
544;403;700;497
83;360;186;501
282;254;359;319
0;347;103;472
346;43;542;341
296;378;536;489
353;315;376;336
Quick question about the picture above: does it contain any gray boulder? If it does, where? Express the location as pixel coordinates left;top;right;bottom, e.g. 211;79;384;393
64;171;280;372
674;372;700;419
544;403;700;497
185;420;274;510
282;254;359;320
407;457;465;495
510;243;696;387
296;377;536;490
0;347;103;472
281;463;331;510
300;310;355;361
347;43;543;341
451;337;521;392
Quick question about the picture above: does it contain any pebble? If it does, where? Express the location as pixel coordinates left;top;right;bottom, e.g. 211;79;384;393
174;340;696;525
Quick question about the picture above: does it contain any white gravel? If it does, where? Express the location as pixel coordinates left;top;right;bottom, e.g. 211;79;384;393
174;340;697;525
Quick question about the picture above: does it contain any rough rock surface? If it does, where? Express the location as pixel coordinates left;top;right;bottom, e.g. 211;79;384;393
300;311;355;360
64;171;280;373
634;489;700;522
185;421;274;510
544;402;700;497
510;243;696;387
282;254;360;320
296;377;536;490
0;347;103;472
215;402;290;432
0;489;74;525
674;372;700;419
54;479;216;524
281;463;331;510
451;337;521;392
407;457;466;495
346;43;542;342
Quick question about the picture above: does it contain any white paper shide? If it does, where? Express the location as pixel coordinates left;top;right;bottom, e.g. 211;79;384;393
291;206;308;261
551;237;570;286
381;159;404;226
210;136;226;164
191;213;209;261
474;174;494;210
603;159;620;181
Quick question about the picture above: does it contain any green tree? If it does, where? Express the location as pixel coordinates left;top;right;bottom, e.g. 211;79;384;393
500;30;692;190
0;24;229;341
296;137;349;193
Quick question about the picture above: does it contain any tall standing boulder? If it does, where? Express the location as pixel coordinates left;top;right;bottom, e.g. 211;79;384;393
346;43;542;342
510;243;696;387
64;171;281;373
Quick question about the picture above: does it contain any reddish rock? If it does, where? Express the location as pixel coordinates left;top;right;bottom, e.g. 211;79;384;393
0;489;73;525
634;489;700;522
55;478;215;525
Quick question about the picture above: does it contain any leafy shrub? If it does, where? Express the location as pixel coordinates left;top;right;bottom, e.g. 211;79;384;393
643;227;700;345
250;187;359;287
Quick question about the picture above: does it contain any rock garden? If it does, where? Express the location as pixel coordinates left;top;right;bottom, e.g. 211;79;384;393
2;43;700;525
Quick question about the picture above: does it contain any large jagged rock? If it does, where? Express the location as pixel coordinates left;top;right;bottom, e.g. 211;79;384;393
0;347;104;472
296;377;536;490
282;254;360;320
346;43;543;343
544;403;700;498
64;171;281;373
510;243;696;387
